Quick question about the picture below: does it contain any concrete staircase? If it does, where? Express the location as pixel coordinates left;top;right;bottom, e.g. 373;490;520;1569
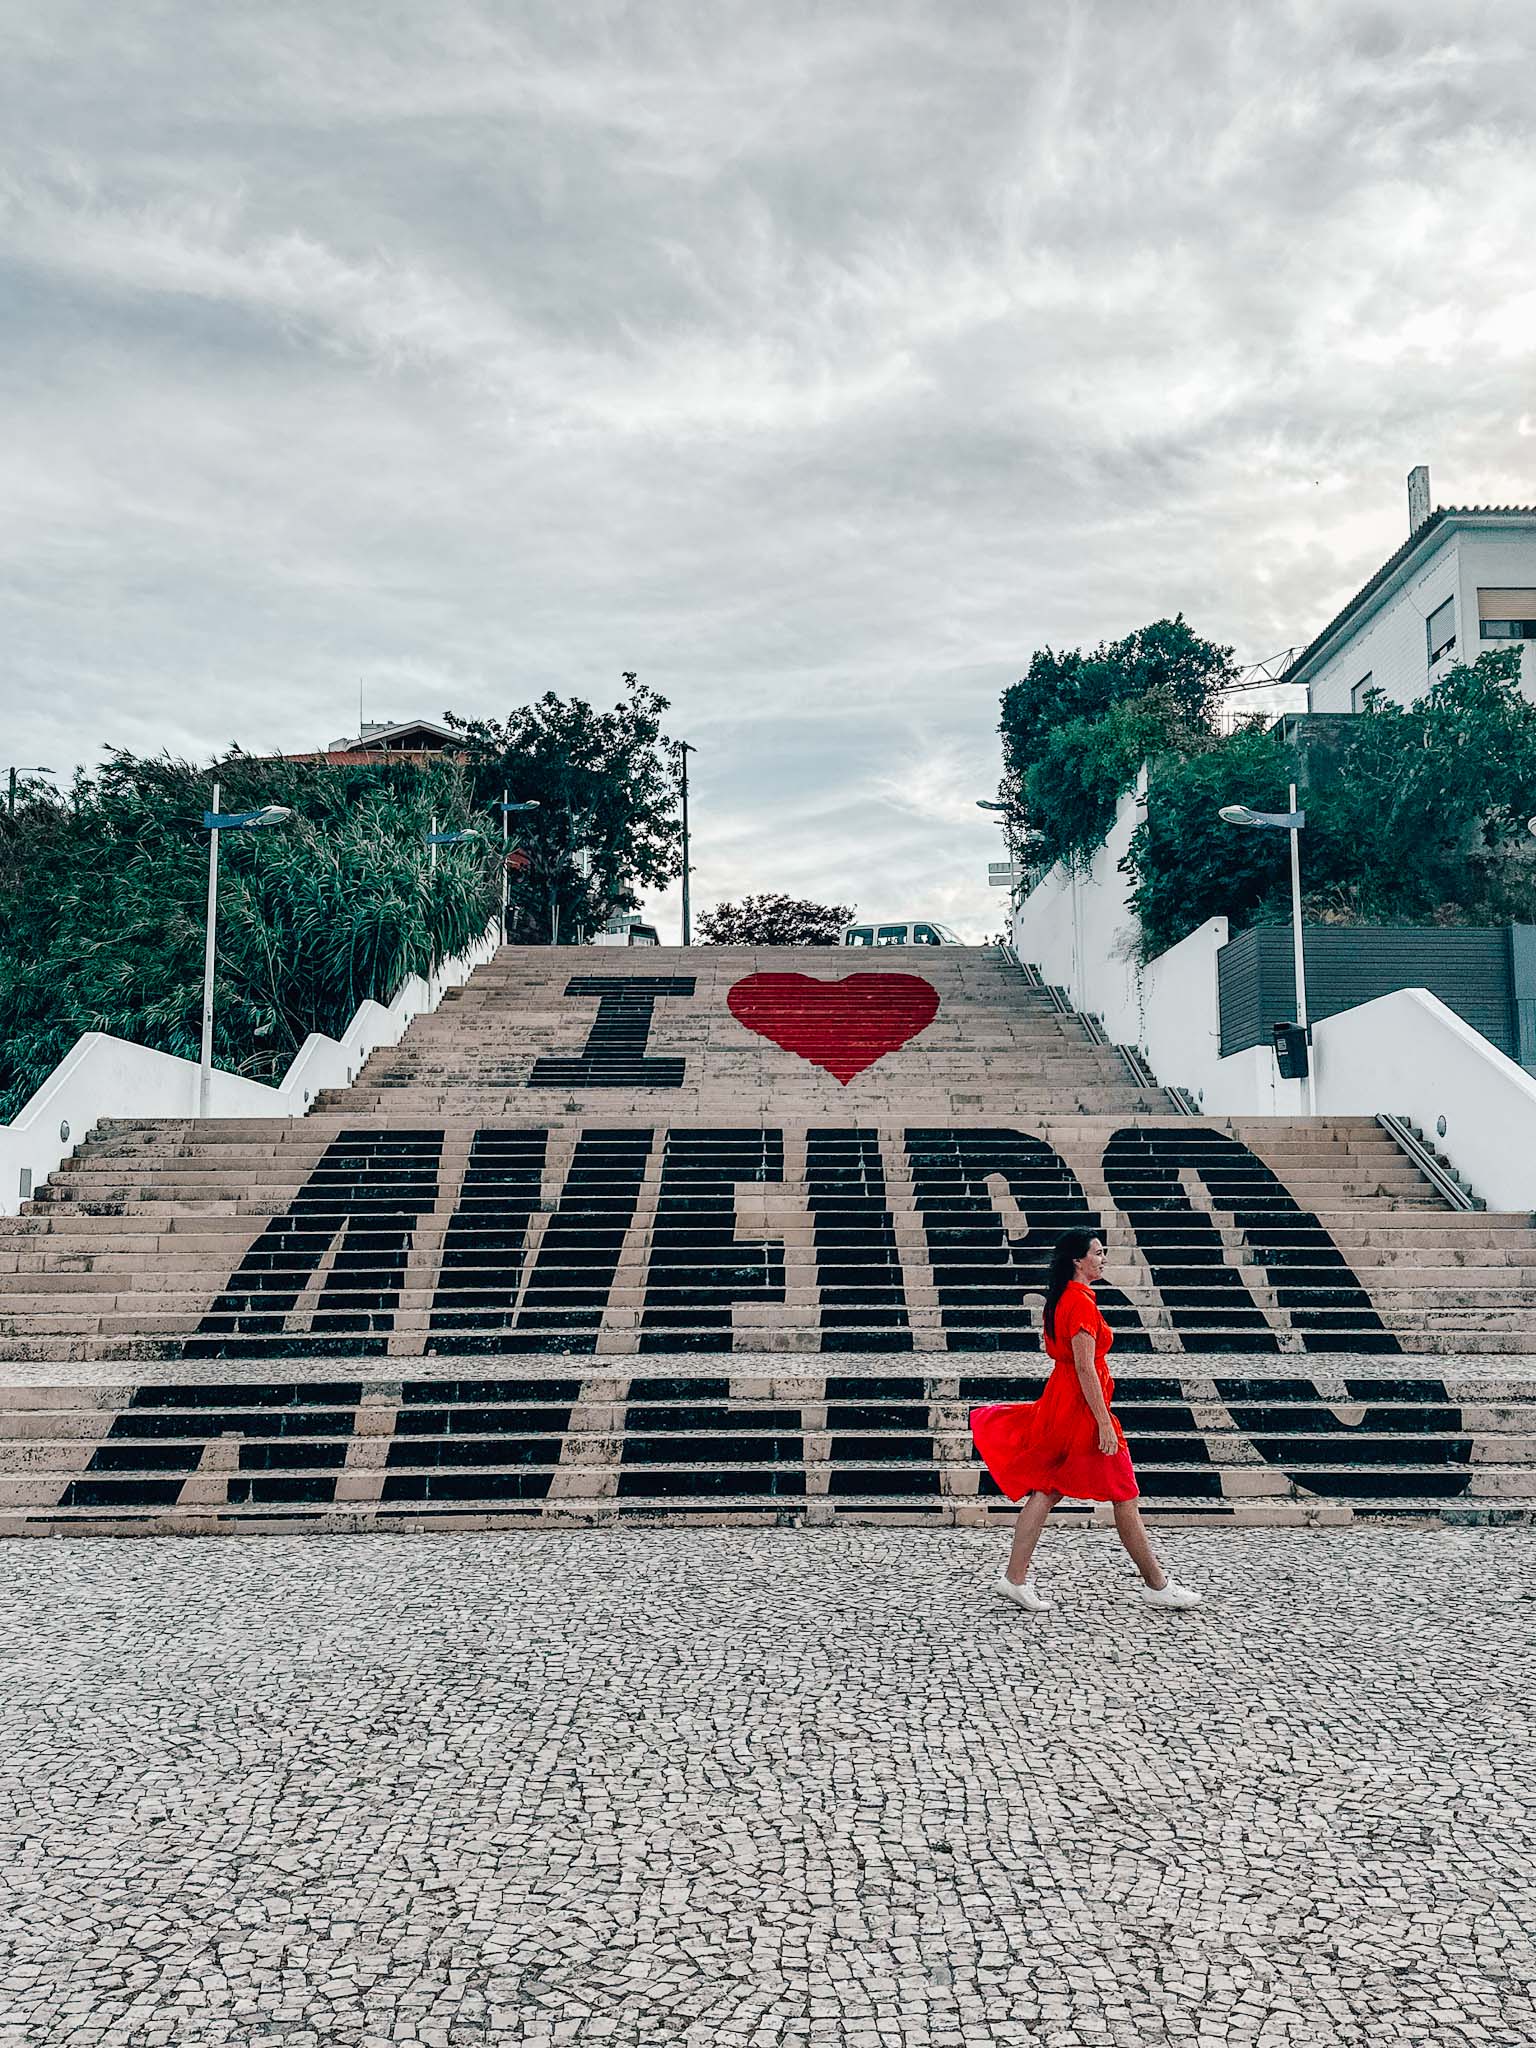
1;943;1533;1532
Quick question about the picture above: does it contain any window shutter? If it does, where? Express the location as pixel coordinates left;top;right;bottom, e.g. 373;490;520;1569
1478;588;1536;621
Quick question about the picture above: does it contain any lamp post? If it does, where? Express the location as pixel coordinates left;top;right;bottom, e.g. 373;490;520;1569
6;766;55;816
199;784;293;1118
551;804;596;947
1219;782;1314;1113
677;741;695;946
494;794;541;943
977;798;1023;912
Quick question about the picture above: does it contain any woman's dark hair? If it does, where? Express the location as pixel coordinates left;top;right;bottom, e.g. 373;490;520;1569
1042;1229;1097;1343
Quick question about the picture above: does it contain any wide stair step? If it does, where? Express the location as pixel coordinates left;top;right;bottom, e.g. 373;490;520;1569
3;945;1534;1532
2;1362;1532;1532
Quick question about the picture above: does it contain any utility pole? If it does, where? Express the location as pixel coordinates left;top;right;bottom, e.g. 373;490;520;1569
6;766;56;816
200;780;222;1118
677;740;695;946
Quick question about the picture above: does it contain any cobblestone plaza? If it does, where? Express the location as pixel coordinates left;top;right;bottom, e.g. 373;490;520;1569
2;1527;1533;2046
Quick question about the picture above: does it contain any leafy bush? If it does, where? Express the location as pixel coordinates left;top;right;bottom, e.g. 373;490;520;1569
1122;649;1536;957
0;751;497;1118
697;894;855;945
1122;727;1297;955
1303;653;1536;923
1021;689;1211;872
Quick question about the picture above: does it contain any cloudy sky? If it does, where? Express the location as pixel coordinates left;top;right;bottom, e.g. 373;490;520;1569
5;1;1535;939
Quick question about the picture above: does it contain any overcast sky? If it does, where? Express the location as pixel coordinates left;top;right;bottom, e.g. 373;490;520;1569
5;1;1535;940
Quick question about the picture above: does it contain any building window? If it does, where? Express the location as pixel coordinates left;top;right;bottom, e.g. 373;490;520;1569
1425;596;1456;665
1478;588;1536;640
1350;672;1374;711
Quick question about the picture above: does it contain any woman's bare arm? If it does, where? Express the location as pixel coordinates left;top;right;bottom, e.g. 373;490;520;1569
1072;1329;1119;1455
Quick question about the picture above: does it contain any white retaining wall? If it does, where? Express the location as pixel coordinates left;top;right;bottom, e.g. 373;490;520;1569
1012;785;1536;1207
0;926;500;1215
1011;778;1306;1116
1312;989;1536;1214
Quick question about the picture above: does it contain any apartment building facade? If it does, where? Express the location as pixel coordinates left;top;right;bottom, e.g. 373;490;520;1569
1284;469;1536;714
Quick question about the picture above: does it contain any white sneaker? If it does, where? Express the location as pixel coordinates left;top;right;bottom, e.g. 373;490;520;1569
996;1571;1051;1614
1140;1579;1202;1610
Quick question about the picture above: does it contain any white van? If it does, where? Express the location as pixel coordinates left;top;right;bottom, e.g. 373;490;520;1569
841;919;963;948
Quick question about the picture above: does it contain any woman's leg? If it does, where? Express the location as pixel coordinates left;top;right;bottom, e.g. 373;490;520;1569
1005;1490;1058;1583
1111;1499;1168;1589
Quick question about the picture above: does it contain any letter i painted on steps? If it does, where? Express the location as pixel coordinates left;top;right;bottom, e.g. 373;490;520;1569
528;978;697;1090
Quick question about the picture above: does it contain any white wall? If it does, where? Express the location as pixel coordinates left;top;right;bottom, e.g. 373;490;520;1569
1312;989;1536;1213
0;926;500;1215
1011;779;1306;1114
1009;777;1142;1032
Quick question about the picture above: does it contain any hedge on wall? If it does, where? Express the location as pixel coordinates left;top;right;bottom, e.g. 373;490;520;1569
1121;648;1536;959
999;616;1240;875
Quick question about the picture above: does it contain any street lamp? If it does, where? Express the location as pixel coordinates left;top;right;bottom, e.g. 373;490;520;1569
1219;782;1314;1113
493;795;541;942
425;818;483;871
200;784;293;1117
6;765;55;816
977;799;1023;910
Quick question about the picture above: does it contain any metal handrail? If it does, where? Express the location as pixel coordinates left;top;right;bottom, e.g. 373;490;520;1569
1376;1113;1482;1211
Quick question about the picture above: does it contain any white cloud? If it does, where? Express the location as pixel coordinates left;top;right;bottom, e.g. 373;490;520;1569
3;0;1535;936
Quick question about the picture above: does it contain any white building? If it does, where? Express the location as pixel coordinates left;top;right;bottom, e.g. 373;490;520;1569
1285;468;1536;713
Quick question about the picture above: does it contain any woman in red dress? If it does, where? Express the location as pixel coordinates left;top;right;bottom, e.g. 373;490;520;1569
970;1229;1201;1614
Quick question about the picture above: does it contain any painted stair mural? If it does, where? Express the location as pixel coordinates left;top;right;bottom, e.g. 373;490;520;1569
1;944;1534;1531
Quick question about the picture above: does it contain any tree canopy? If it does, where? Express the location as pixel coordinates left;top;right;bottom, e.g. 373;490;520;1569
998;615;1239;875
445;673;681;943
696;894;855;945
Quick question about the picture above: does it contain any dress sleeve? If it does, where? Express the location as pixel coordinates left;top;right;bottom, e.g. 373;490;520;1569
1054;1285;1095;1348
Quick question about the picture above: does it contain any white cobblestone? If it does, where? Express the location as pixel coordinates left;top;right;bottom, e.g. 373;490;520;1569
0;1528;1532;2045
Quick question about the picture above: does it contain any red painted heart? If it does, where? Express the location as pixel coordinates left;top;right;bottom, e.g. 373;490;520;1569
726;972;940;1085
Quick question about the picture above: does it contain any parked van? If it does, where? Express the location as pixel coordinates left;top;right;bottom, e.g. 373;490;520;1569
841;920;963;947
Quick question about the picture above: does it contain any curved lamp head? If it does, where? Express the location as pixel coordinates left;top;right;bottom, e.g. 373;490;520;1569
247;805;293;828
1220;801;1305;830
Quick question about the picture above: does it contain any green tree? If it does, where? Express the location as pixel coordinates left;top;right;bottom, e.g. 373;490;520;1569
1121;725;1295;956
0;750;496;1118
1000;615;1238;796
445;673;681;943
1304;650;1536;923
1019;687;1212;873
1121;649;1536;955
696;894;855;945
998;616;1238;877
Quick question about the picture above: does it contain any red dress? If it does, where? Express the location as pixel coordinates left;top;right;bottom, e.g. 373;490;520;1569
969;1279;1139;1502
